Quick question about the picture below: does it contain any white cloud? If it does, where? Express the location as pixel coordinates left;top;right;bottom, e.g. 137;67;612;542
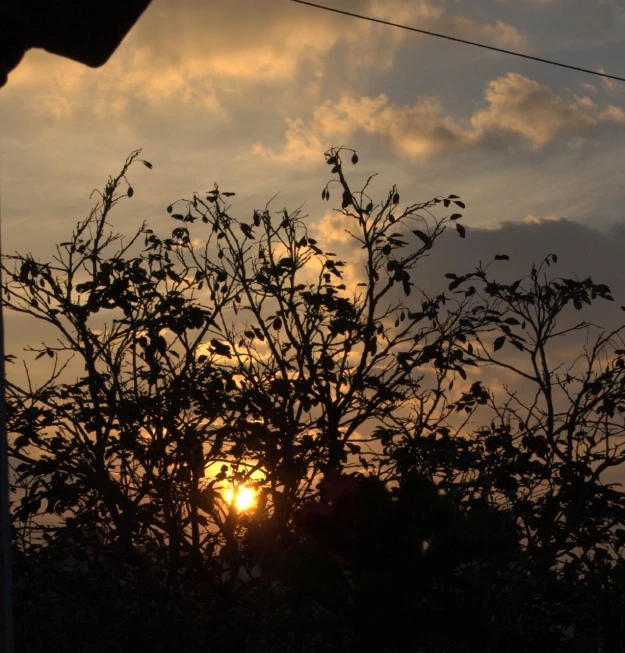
258;73;625;162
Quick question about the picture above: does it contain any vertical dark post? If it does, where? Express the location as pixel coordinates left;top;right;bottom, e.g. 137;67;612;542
0;170;13;653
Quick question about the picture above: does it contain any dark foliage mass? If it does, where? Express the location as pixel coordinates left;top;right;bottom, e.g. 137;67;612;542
5;149;625;652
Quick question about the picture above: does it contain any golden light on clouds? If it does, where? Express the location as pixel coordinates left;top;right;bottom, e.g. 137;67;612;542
3;0;625;375
256;73;625;164
36;0;518;159
522;214;560;224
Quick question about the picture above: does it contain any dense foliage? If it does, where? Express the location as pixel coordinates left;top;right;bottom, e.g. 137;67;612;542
6;149;625;652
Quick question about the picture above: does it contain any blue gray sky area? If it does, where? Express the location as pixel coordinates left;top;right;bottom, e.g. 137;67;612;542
2;0;625;352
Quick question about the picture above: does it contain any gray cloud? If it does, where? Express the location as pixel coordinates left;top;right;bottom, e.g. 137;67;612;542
409;217;625;332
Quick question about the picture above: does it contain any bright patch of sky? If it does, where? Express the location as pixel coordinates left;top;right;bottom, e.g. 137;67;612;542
2;0;625;351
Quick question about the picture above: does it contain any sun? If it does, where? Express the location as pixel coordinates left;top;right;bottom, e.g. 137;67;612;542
225;485;256;511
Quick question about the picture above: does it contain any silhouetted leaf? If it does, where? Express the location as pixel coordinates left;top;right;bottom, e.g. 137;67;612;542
413;230;432;248
210;340;231;358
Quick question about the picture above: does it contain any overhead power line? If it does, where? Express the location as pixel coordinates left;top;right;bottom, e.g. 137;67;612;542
291;0;625;84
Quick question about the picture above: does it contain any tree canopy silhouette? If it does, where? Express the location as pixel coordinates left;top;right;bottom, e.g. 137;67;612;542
6;149;625;652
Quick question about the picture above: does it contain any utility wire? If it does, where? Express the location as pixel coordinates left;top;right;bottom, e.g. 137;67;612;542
291;0;625;84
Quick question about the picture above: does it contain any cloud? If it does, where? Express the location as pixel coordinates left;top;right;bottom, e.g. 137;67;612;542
129;0;347;83
409;218;625;329
497;0;617;36
312;211;357;245
258;73;625;162
567;0;618;37
2;0;527;123
368;0;526;49
4;45;224;123
296;212;625;417
3;0;341;121
2;0;379;121
255;93;467;162
496;0;555;4
597;66;625;94
521;214;559;225
304;204;625;334
470;74;617;150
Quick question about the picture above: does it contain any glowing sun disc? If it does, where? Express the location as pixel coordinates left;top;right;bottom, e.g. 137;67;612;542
225;486;256;511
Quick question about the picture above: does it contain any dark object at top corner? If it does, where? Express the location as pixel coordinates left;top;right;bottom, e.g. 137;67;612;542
0;0;153;87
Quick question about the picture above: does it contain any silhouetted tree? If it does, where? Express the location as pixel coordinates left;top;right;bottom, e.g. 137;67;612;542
6;148;625;652
387;255;625;650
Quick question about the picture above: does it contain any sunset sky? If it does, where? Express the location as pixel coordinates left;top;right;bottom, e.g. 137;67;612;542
2;0;625;355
